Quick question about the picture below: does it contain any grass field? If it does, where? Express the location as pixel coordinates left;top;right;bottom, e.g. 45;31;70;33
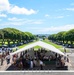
34;46;41;49
42;39;70;52
18;41;37;49
42;40;62;48
34;46;42;51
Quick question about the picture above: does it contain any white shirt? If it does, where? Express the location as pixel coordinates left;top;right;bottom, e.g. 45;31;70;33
40;60;43;65
6;55;10;59
30;61;33;68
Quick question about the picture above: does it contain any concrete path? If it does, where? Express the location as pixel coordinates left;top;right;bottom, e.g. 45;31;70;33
0;59;12;71
67;53;74;70
65;48;74;70
0;72;74;75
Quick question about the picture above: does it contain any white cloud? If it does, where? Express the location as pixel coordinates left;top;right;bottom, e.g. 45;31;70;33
0;21;24;26
29;24;74;33
1;19;43;26
0;0;37;15
9;6;37;15
8;17;18;21
8;17;42;24
0;13;7;17
66;8;74;11
45;15;64;19
0;0;10;11
45;14;50;17
29;20;43;24
55;16;64;19
32;21;43;24
8;17;23;21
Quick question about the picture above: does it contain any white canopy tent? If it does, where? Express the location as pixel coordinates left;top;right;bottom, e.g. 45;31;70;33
10;41;64;56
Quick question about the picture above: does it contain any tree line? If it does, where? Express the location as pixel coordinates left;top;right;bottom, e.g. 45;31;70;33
48;29;74;47
0;28;35;47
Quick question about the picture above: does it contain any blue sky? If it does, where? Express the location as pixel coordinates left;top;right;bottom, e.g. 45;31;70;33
0;0;74;34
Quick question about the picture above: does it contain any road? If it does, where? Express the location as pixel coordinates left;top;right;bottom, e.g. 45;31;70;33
0;72;74;75
65;47;74;70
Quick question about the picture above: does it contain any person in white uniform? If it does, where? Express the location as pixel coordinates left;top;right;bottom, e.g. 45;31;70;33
39;60;43;70
30;60;33;69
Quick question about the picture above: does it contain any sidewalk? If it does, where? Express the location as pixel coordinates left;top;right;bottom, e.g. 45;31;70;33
66;53;74;70
0;60;11;71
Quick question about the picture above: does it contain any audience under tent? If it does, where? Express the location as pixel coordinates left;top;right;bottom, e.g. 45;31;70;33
8;47;68;70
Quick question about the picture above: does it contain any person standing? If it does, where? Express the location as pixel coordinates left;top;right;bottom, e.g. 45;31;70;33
30;59;33;69
1;54;4;65
64;47;66;54
39;60;43;70
67;55;69;63
21;56;26;69
5;52;11;64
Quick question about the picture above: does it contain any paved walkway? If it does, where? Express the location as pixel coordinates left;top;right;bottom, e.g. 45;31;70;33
67;53;74;70
0;72;74;75
0;59;12;71
63;47;74;70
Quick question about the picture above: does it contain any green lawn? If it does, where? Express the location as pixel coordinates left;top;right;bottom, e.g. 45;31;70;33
34;46;42;50
42;39;70;52
18;41;37;49
34;46;41;49
43;40;62;48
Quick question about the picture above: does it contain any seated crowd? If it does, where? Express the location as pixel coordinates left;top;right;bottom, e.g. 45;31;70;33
11;48;69;70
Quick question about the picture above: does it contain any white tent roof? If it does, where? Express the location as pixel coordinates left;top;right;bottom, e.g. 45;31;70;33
11;41;64;56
